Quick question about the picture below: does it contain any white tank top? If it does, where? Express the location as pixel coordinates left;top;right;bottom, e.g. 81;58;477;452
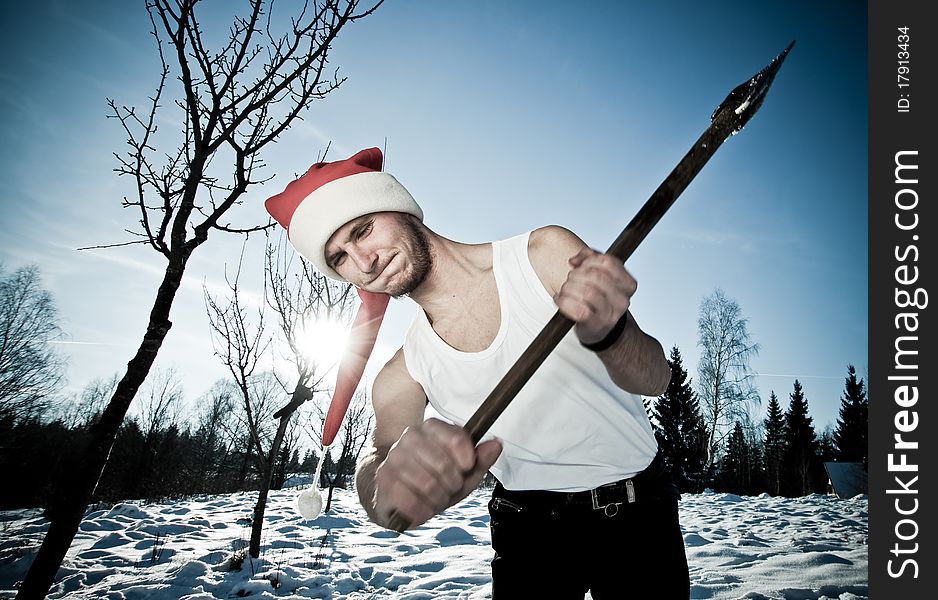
402;231;658;492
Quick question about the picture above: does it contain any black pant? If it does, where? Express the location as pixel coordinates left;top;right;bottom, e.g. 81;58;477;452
488;455;690;599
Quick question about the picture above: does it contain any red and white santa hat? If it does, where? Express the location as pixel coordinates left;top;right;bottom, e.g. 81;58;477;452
264;147;421;447
264;147;423;282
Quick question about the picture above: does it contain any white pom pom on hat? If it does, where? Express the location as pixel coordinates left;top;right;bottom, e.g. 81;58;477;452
296;488;324;520
264;147;423;282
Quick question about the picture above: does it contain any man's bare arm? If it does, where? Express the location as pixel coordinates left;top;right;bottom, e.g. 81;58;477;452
529;225;671;396
355;348;428;526
589;308;670;395
356;348;502;530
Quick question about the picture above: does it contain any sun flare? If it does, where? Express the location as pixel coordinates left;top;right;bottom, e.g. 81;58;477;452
297;317;350;372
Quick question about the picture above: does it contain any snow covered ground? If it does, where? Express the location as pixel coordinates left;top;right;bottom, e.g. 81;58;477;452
0;486;868;599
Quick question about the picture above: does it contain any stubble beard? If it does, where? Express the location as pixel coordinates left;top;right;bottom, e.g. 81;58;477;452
387;216;432;298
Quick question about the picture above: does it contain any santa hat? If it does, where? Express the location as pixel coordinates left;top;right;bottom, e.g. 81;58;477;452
264;147;423;282
265;147;420;446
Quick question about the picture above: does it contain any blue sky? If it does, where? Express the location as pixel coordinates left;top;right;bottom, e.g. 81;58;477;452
0;0;867;431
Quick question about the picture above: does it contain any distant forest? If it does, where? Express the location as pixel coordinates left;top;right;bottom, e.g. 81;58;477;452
648;346;867;497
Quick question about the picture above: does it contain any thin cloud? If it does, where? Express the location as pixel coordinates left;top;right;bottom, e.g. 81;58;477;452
750;372;842;381
73;246;165;277
52;4;136;53
661;226;758;253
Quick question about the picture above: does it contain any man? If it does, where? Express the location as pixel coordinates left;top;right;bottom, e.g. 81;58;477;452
266;147;690;598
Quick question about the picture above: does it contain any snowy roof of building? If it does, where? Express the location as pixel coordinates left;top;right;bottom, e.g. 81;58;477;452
823;461;868;498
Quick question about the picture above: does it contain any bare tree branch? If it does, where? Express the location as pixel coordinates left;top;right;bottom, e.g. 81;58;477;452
76;240;152;251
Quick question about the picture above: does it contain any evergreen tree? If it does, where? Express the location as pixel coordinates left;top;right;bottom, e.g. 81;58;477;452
762;391;785;496
0;417;78;509
300;449;320;474
643;397;655;424
717;421;752;494
782;380;818;496
742;418;765;494
816;425;836;460
290;449;302;475
833;365;868;463
653;346;708;493
149;424;185;499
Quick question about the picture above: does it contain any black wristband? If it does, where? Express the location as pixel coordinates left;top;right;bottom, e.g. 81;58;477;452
581;310;629;352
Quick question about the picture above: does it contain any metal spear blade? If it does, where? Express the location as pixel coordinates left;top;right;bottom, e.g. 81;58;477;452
712;40;796;136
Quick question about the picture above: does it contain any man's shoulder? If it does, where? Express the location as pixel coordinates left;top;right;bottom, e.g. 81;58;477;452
373;347;426;405
375;347;409;382
527;225;585;250
525;226;588;295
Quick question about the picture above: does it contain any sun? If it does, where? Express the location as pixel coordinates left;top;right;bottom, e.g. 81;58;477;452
296;316;350;373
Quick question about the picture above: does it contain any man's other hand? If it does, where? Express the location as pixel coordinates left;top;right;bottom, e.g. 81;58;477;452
373;418;502;530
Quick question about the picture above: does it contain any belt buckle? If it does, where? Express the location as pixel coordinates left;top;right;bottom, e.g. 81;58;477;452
590;487;621;517
590;479;636;517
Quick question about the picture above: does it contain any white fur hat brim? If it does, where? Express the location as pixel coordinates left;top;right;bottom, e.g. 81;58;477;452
288;171;423;281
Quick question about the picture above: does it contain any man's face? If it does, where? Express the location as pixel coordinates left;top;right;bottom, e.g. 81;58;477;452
325;212;432;297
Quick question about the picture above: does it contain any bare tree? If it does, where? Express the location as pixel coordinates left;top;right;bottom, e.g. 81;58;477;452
17;2;382;596
206;234;357;558
236;372;288;486
190;380;240;494
320;388;373;511
0;265;66;424
696;288;760;482
134;368;184;442
129;368;185;498
200;378;271;493
204;255;306;558
204;255;275;545
266;234;361;513
272;416;303;489
57;374;121;430
265;232;357;387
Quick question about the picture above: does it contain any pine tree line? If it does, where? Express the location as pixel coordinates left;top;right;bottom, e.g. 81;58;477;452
0;384;353;511
651;346;868;497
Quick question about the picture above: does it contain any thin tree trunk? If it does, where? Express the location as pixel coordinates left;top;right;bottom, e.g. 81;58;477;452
248;383;309;558
248;416;290;558
249;475;273;558
17;262;184;599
